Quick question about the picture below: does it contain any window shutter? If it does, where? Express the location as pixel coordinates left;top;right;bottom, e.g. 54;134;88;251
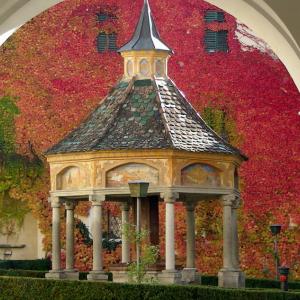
204;10;225;23
204;30;228;53
97;32;107;53
216;30;228;52
97;12;117;22
108;33;118;51
97;13;109;22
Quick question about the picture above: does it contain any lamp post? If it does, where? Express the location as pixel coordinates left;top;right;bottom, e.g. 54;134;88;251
128;181;149;270
270;224;282;280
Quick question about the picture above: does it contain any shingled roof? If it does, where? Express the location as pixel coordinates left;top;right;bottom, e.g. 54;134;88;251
46;78;246;160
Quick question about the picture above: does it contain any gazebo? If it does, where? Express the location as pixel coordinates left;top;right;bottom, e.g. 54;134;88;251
45;0;247;288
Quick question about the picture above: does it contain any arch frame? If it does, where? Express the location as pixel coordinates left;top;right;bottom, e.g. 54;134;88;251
0;0;299;90
105;162;160;188
55;164;89;191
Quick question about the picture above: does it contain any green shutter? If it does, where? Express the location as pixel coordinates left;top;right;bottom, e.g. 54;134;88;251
204;30;228;53
204;10;225;23
97;33;107;53
216;30;228;52
108;33;118;51
97;12;117;22
97;13;109;22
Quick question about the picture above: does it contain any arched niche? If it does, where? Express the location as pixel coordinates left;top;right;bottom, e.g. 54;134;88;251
126;59;133;77
56;166;87;190
155;59;165;77
139;59;150;76
181;163;221;187
106;163;159;188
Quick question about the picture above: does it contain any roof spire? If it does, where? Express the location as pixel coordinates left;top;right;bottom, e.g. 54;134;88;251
118;0;173;53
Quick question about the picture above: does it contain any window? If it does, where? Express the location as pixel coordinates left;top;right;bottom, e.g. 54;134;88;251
127;60;133;76
97;32;107;52
96;32;118;53
96;12;117;22
204;29;228;53
108;33;118;51
140;59;150;76
96;10;118;53
204;10;225;23
155;59;164;77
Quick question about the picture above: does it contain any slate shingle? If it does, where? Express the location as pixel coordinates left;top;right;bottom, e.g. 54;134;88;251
46;78;246;160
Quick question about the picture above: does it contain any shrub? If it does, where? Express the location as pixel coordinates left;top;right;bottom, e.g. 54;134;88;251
201;275;300;290
0;270;114;281
201;275;218;286
0;269;46;278
0;277;299;300
246;278;300;290
0;259;51;270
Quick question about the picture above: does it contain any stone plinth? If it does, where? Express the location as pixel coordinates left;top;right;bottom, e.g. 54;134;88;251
111;271;129;283
157;270;181;284
64;270;79;280
181;268;201;284
218;269;245;288
45;270;66;280
87;271;109;281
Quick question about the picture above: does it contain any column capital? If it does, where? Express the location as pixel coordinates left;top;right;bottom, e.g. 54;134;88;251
222;194;236;207
184;201;196;211
89;194;105;206
232;197;241;209
49;196;61;208
65;200;76;210
161;191;179;203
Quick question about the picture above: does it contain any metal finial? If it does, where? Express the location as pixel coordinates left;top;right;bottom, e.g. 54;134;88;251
118;0;173;53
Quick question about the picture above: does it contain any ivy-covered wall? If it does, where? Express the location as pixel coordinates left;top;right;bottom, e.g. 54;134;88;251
0;95;44;235
0;0;299;279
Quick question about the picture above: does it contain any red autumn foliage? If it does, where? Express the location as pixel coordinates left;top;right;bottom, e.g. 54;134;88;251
0;0;299;278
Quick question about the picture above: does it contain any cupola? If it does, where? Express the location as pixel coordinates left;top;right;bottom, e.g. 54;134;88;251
118;0;173;79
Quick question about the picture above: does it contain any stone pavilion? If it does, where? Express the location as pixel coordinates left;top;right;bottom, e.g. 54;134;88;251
45;0;247;288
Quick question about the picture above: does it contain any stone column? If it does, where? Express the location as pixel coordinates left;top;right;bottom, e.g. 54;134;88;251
186;202;195;269
182;201;200;284
218;194;245;288
64;201;79;280
46;197;65;279
87;195;108;281
232;199;240;270
165;201;175;271
158;192;181;284
136;196;141;267
223;196;234;270
121;201;130;264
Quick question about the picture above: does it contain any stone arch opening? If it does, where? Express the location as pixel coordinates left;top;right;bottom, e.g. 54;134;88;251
0;0;299;90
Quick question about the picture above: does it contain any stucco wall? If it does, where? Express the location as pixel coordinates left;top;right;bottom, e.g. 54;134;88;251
0;212;42;260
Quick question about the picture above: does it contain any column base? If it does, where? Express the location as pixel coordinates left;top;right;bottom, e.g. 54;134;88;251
218;269;245;288
157;270;181;284
181;268;201;284
112;271;129;283
64;269;79;280
87;271;108;281
45;270;66;280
